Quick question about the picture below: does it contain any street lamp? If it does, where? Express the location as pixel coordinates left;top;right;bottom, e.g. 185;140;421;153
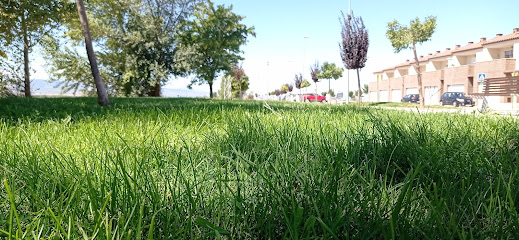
346;0;352;104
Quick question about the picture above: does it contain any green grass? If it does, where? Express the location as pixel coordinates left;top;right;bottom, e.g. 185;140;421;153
1;97;518;239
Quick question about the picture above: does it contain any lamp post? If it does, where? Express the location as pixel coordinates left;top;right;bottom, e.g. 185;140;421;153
346;0;351;104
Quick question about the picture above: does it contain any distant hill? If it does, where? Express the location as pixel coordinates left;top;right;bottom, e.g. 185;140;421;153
30;79;208;98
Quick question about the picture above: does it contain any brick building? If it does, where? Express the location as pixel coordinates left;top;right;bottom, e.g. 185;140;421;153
369;28;519;108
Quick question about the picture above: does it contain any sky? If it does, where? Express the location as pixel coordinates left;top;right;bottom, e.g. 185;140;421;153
31;0;519;97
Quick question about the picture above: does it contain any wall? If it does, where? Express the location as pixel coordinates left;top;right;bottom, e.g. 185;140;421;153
448;56;460;67
515;43;519;70
476;49;493;62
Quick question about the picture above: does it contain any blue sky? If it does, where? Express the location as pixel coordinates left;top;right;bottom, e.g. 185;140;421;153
32;0;519;96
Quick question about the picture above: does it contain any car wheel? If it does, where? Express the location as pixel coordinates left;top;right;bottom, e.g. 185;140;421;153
440;101;444;106
305;99;309;102
321;99;327;103
453;101;458;107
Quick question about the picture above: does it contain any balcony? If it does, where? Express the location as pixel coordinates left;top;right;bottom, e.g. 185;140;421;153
474;59;517;79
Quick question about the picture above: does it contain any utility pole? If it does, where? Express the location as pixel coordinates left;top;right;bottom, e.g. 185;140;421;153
346;0;351;104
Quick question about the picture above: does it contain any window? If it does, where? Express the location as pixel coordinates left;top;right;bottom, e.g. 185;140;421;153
505;50;513;58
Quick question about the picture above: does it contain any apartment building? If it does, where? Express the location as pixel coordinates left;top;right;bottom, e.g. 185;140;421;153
369;28;519;108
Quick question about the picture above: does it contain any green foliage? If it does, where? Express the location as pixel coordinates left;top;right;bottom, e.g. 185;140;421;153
0;0;71;96
386;16;437;53
362;84;369;94
44;0;201;97
317;62;343;80
281;84;289;94
229;65;249;99
176;1;255;98
301;80;311;88
1;98;519;238
218;75;232;99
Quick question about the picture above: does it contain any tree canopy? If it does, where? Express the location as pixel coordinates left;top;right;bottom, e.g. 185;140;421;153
386;16;436;53
0;0;70;97
340;11;369;103
44;0;201;97
176;0;255;98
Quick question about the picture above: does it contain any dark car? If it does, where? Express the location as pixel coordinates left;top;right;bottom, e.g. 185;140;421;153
401;94;419;103
440;92;475;107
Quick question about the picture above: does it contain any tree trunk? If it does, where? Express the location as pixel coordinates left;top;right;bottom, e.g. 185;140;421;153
150;83;161;97
412;42;425;109
22;15;31;97
357;69;361;104
75;0;110;107
328;79;331;93
209;82;213;98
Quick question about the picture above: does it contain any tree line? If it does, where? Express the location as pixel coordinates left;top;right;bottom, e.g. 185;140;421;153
0;0;254;105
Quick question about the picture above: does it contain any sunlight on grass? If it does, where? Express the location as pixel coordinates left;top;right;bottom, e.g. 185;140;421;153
0;97;518;239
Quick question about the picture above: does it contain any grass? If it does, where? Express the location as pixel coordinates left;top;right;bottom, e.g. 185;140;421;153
1;97;518;239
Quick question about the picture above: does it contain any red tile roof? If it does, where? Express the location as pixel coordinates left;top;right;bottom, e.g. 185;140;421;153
374;31;519;74
483;33;519;45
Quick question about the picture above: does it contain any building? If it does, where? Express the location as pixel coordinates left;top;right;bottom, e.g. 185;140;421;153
369;28;519;109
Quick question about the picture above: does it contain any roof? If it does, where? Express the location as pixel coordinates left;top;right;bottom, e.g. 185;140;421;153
451;41;484;54
483;32;519;45
374;30;519;74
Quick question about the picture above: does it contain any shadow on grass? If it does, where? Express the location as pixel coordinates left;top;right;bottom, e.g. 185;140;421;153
0;97;360;125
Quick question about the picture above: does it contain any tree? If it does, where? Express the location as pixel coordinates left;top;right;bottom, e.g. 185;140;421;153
340;11;369;104
75;0;110;106
362;84;369;95
317;61;343;94
229;65;249;99
281;84;289;94
275;89;281;96
310;61;320;93
45;0;201;97
301;80;311;89
177;1;255;98
386;16;436;109
0;0;70;97
288;84;294;92
218;75;232;99
294;73;303;94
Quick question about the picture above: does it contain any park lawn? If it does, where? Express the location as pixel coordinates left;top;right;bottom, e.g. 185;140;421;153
1;97;518;239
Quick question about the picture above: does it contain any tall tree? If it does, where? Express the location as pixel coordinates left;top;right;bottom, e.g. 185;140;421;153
317;61;344;94
340;11;369;104
386;16;436;109
0;0;69;97
45;0;201;97
218;75;232;99
310;61;320;94
75;0;110;106
177;1;255;98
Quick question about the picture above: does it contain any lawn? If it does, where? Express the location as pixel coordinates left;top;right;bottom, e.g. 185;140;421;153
1;97;518;239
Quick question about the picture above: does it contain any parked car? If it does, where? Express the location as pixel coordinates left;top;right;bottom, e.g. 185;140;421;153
301;93;327;103
401;94;420;103
440;92;475;107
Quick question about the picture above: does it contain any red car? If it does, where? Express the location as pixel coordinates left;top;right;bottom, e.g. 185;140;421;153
301;93;327;102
